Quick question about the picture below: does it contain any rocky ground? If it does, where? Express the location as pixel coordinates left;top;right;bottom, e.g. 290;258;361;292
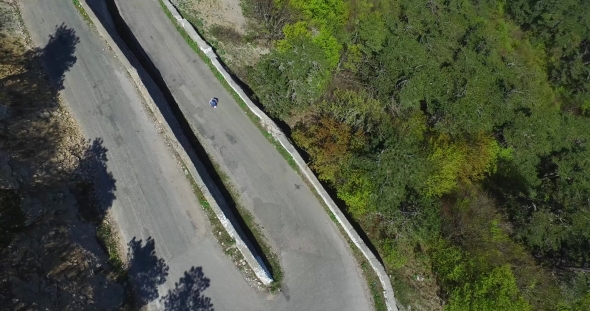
0;1;126;310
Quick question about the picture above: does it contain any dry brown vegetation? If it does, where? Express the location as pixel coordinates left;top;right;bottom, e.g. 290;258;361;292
171;0;268;82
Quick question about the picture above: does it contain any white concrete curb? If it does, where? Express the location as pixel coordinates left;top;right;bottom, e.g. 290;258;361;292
78;0;273;286
162;1;399;310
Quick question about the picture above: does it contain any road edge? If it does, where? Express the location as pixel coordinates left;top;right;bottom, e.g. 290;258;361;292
77;0;273;286
159;1;398;310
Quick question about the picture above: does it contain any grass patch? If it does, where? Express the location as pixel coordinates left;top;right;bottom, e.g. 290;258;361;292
209;25;243;44
178;159;238;255
212;161;284;292
96;219;127;281
390;269;418;309
70;179;127;282
71;0;93;26
360;253;389;311
174;155;269;287
96;217;137;309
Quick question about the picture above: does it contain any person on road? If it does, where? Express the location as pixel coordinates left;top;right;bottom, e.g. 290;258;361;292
210;97;218;108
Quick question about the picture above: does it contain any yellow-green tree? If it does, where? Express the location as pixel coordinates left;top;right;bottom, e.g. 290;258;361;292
447;265;531;311
425;134;501;197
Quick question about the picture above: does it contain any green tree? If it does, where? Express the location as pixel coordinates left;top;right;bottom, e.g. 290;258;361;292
289;0;348;30
250;32;332;117
447;265;531;311
245;0;590;308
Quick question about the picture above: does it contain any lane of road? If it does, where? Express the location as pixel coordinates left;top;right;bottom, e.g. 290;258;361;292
19;1;272;310
113;0;372;310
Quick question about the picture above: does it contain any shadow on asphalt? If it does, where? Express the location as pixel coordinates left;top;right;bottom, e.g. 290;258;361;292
1;23;80;185
161;266;214;311
38;23;79;91
127;237;170;308
1;22;117;230
1;22;126;309
5;18;210;310
85;0;277;279
125;236;214;310
73;138;117;223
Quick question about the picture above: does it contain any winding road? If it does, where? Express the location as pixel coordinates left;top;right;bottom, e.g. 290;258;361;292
19;0;373;310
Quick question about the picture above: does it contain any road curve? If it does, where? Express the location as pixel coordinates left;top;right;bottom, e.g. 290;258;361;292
20;0;373;309
19;0;269;310
111;0;372;310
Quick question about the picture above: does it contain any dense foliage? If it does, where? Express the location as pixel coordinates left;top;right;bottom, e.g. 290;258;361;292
243;0;590;309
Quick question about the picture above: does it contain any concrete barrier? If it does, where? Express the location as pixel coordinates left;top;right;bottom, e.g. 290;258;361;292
180;18;213;54
161;1;399;310
79;0;273;286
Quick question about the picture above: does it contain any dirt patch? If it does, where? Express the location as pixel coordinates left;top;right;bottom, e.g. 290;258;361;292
171;0;268;80
175;0;246;34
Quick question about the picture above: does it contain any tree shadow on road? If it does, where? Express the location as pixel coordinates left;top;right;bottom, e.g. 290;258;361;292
1;135;123;310
38;22;79;91
1;23;80;185
161;266;214;311
0;22;78;91
1;21;81;240
127;236;170;308
74;138;117;222
1;19;125;309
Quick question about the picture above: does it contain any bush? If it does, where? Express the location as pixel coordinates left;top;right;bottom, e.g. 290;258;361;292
210;24;243;45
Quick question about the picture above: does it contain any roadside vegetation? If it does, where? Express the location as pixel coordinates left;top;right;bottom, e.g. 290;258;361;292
171;0;590;310
0;1;128;309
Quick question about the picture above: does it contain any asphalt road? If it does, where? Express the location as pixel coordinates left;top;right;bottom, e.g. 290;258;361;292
111;0;372;310
20;0;372;309
19;1;270;310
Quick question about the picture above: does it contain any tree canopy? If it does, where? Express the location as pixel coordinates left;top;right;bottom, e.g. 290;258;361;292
243;0;590;309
